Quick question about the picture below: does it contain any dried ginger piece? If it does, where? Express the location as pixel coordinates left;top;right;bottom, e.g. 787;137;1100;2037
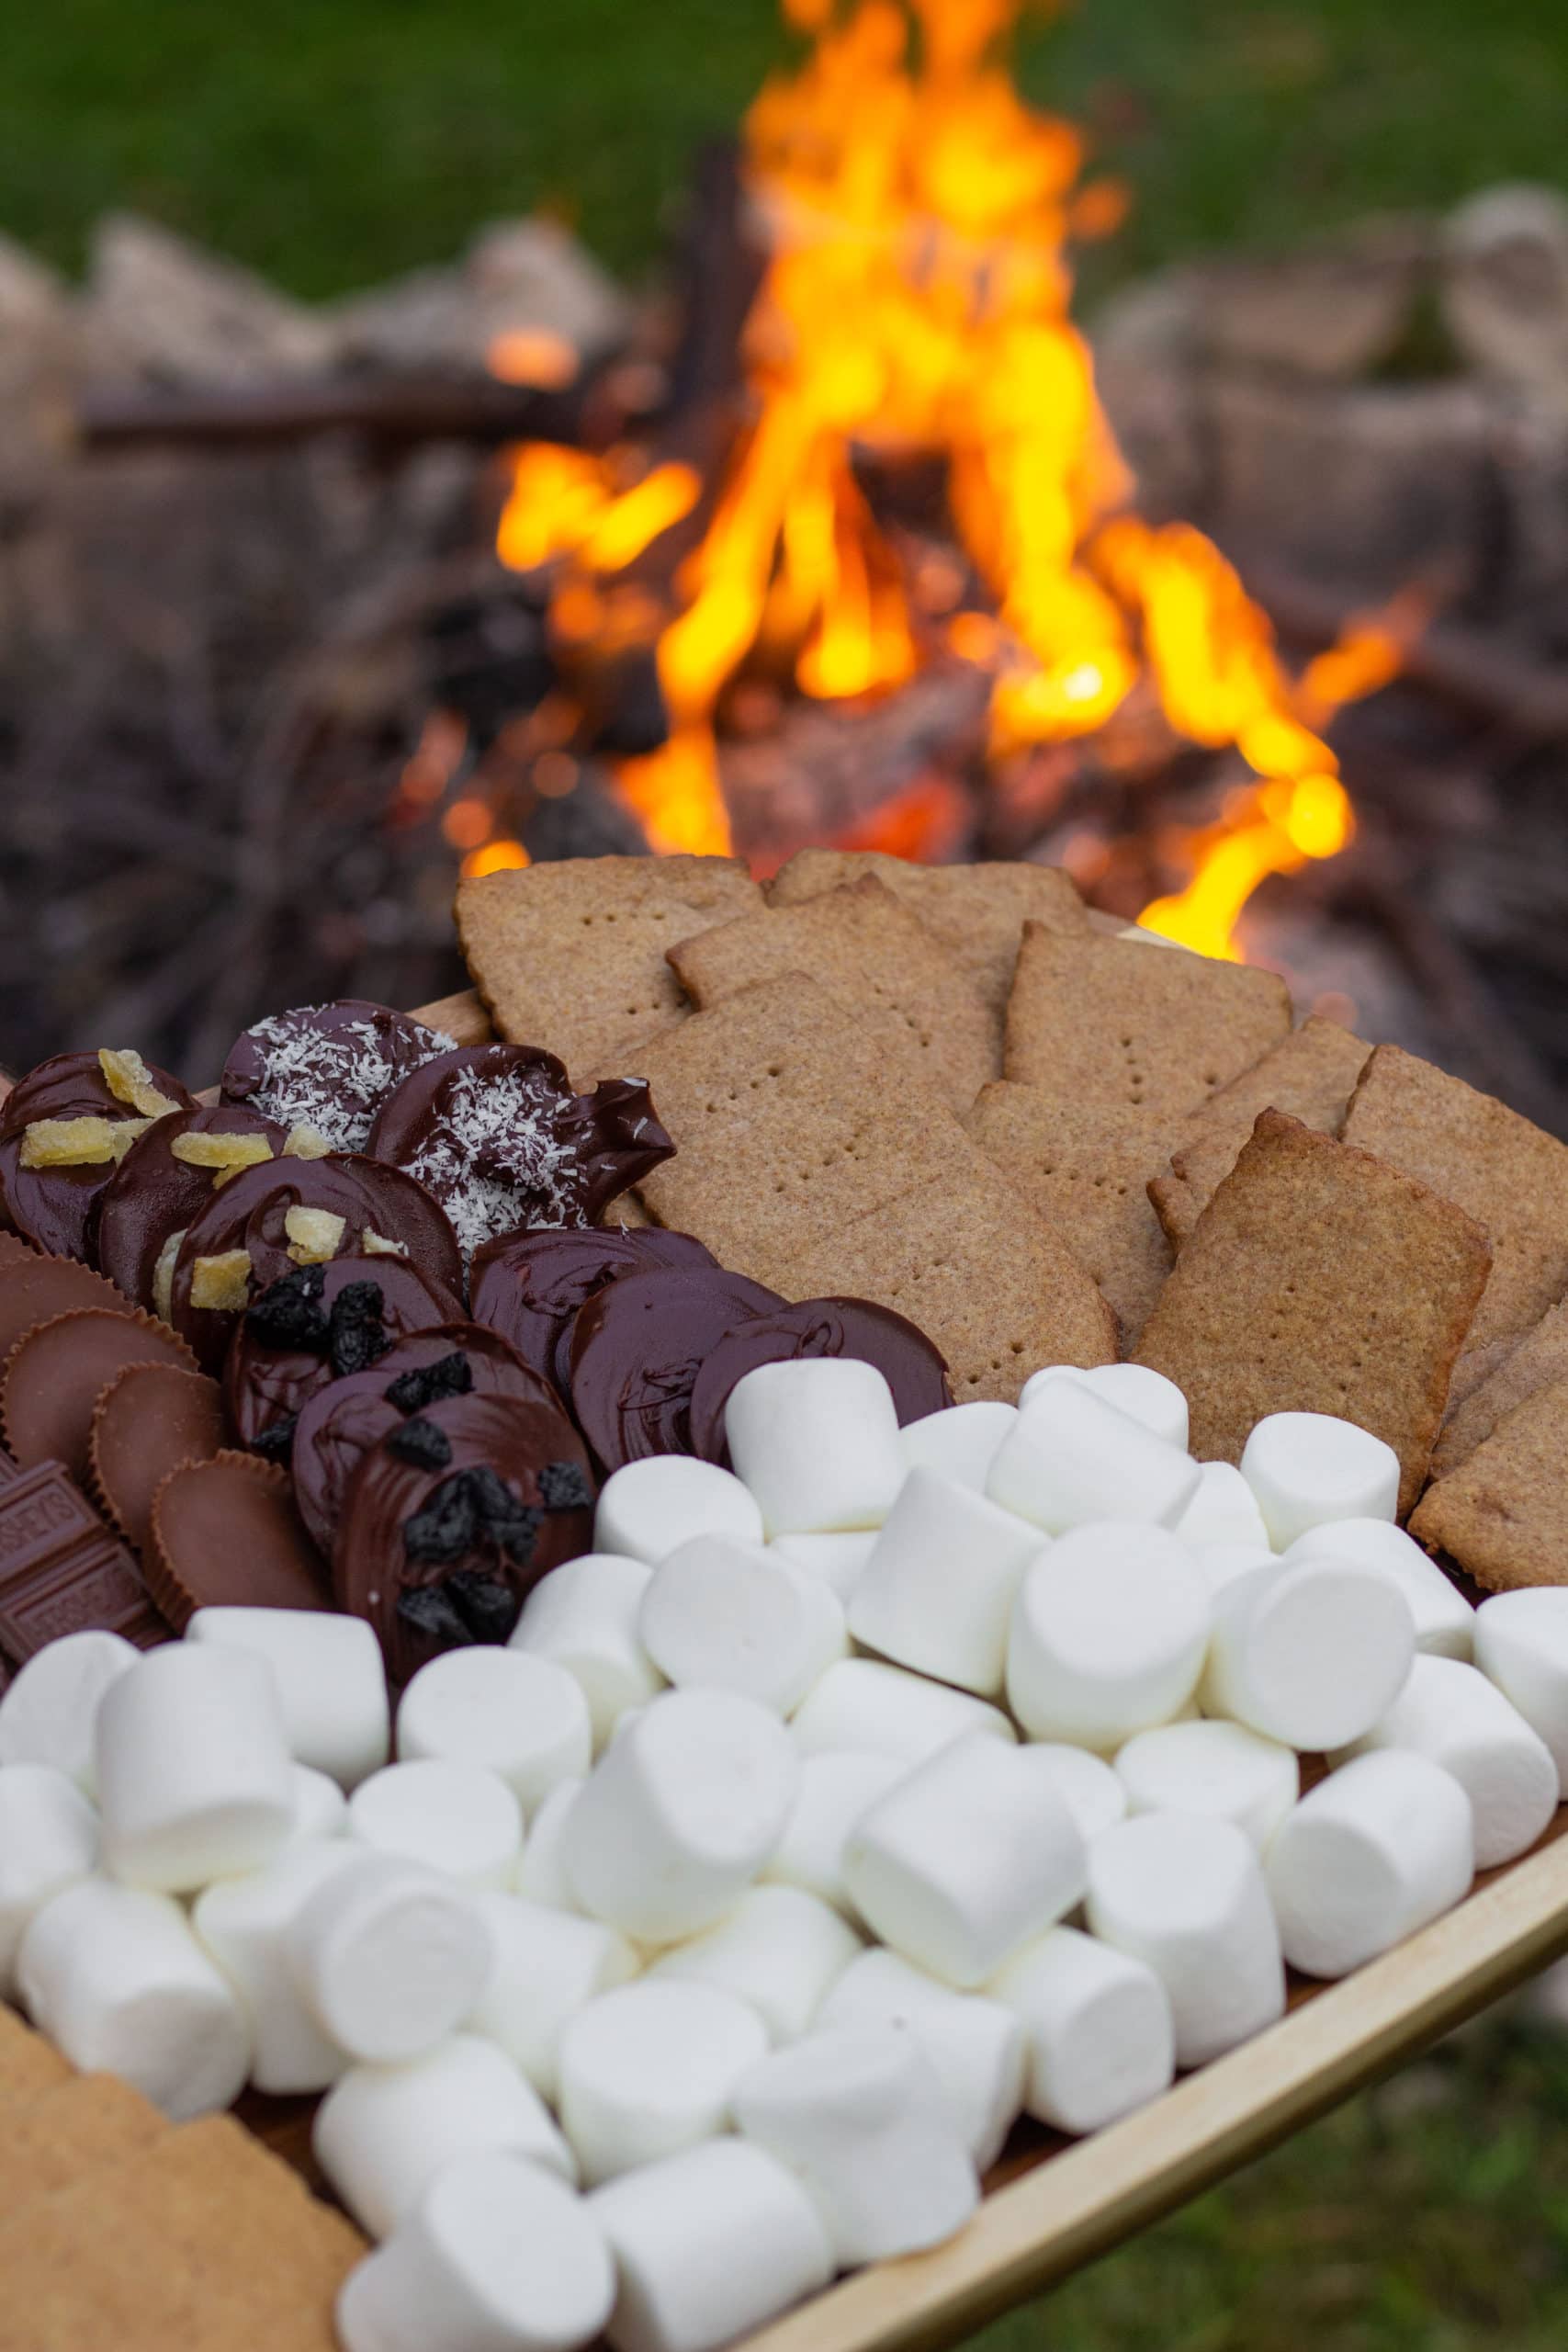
285;1207;346;1265
97;1048;181;1120
361;1229;409;1258
282;1124;334;1159
189;1251;253;1311
152;1229;186;1324
170;1132;276;1173
20;1117;120;1167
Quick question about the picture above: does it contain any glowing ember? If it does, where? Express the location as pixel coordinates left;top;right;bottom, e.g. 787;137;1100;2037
495;0;1404;953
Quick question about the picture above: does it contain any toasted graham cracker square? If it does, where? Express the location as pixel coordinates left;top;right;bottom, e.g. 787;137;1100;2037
967;1081;1173;1349
456;853;763;1084
1134;1110;1492;1516
1432;1295;1568;1477
632;974;969;1291
668;876;996;1111
1149;1016;1371;1250
1340;1046;1568;1384
1005;922;1292;1119
1412;1377;1568;1591
0;2112;364;2349
788;1154;1116;1405
0;2074;165;2209
766;850;1087;1042
0;2001;70;2098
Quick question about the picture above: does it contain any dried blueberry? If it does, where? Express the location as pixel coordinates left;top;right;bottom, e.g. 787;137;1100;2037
251;1414;299;1464
403;1472;480;1565
386;1352;474;1414
385;1416;455;1471
245;1263;329;1351
396;1583;471;1649
329;1280;389;1376
538;1460;591;1512
446;1572;521;1644
467;1463;542;1564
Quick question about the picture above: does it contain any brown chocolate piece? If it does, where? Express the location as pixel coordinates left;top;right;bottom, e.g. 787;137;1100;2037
146;1452;331;1629
367;1044;674;1261
0;1460;169;1663
470;1226;719;1397
1;1308;199;1487
220;997;457;1153
686;1298;952;1463
169;1156;464;1371
0;1253;141;1364
333;1390;593;1679
95;1104;288;1309
0;1051;196;1263
569;1266;786;1469
290;1322;552;1555
222;1256;466;1450
88;1362;228;1554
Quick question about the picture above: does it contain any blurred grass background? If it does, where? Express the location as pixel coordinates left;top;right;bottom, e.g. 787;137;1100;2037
6;2;1568;2345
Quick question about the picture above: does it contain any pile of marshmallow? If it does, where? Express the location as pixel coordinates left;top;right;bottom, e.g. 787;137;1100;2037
2;1356;1568;2352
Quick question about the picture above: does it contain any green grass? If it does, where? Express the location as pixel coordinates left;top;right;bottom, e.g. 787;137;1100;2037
1;3;1565;297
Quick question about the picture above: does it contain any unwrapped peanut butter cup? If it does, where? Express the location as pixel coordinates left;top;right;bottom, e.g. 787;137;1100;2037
0;1253;140;1365
0;1307;199;1488
146;1451;332;1630
87;1360;228;1555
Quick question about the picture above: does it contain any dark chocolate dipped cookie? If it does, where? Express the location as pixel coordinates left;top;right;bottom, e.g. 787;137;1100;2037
220;1000;456;1154
685;1297;953;1463
0;1051;196;1264
470;1226;718;1398
223;1257;467;1453
567;1265;785;1470
96;1104;288;1313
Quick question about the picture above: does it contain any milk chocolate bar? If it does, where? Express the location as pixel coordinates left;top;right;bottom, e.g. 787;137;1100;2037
0;1459;170;1663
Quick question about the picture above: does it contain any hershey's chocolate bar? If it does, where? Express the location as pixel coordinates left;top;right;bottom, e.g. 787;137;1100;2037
0;1460;169;1662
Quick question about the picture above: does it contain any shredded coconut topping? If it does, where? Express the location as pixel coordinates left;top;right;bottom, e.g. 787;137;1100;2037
241;1010;456;1153
404;1064;586;1260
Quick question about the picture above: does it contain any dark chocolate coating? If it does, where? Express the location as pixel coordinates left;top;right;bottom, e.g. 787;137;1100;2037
470;1226;719;1398
96;1105;288;1311
0;1052;196;1265
168;1156;464;1372
220;1000;456;1154
223;1256;466;1449
685;1297;953;1464
333;1388;593;1679
568;1265;786;1470
367;1045;674;1261
290;1322;552;1556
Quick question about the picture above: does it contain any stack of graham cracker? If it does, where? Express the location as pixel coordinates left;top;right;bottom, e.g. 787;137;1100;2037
0;2002;361;2349
457;850;1568;1590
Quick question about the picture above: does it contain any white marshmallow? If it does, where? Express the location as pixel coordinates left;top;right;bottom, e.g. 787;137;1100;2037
350;1759;523;1891
337;2150;615;2352
989;1924;1175;2134
1022;1745;1129;1842
1240;1409;1400;1549
816;1947;1024;2169
1114;1720;1299;1852
761;1750;905;1919
398;1651;592;1815
648;1885;862;2043
1200;1557;1416;1750
96;1643;294;1893
594;1457;763;1565
469;1892;638;2098
897;1402;1019;1494
591;2138;833;2352
509;1555;663;1753
1175;1463;1272;1553
987;1383;1200;1535
1021;1363;1190;1451
289;1762;349;1845
317;2035;574;2239
770;1532;877;1605
844;1733;1087;1989
789;1658;1016;1766
18;1876;250;2117
1191;1542;1278;1596
287;1853;493;2064
193;1840;361;2093
561;1690;798;1944
0;1630;137;1794
1006;1525;1212;1749
1266;1752;1475;1977
724;1359;904;1537
515;1780;585;1912
733;2025;977;2265
186;1607;389;1788
1337;1653;1558;1868
1284;1520;1474;1660
848;1469;1043;1698
0;1765;98;1996
639;1537;847;1716
1086;1813;1285;2066
558;1979;769;2185
1475;1589;1568;1784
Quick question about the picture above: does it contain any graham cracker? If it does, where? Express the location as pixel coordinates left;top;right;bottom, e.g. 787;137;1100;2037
1134;1109;1492;1516
788;1154;1117;1405
0;2001;70;2098
632;973;971;1290
1432;1295;1568;1477
1005;921;1292;1118
1149;1016;1371;1250
668;875;996;1111
0;2112;363;2351
456;853;763;1084
967;1080;1173;1348
1341;1044;1568;1376
766;849;1087;1041
1411;1377;1568;1592
0;2073;165;2209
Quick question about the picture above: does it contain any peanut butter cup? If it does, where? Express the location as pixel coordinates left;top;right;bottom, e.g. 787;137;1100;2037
87;1361;228;1554
0;1253;141;1364
0;1307;199;1487
146;1452;332;1629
